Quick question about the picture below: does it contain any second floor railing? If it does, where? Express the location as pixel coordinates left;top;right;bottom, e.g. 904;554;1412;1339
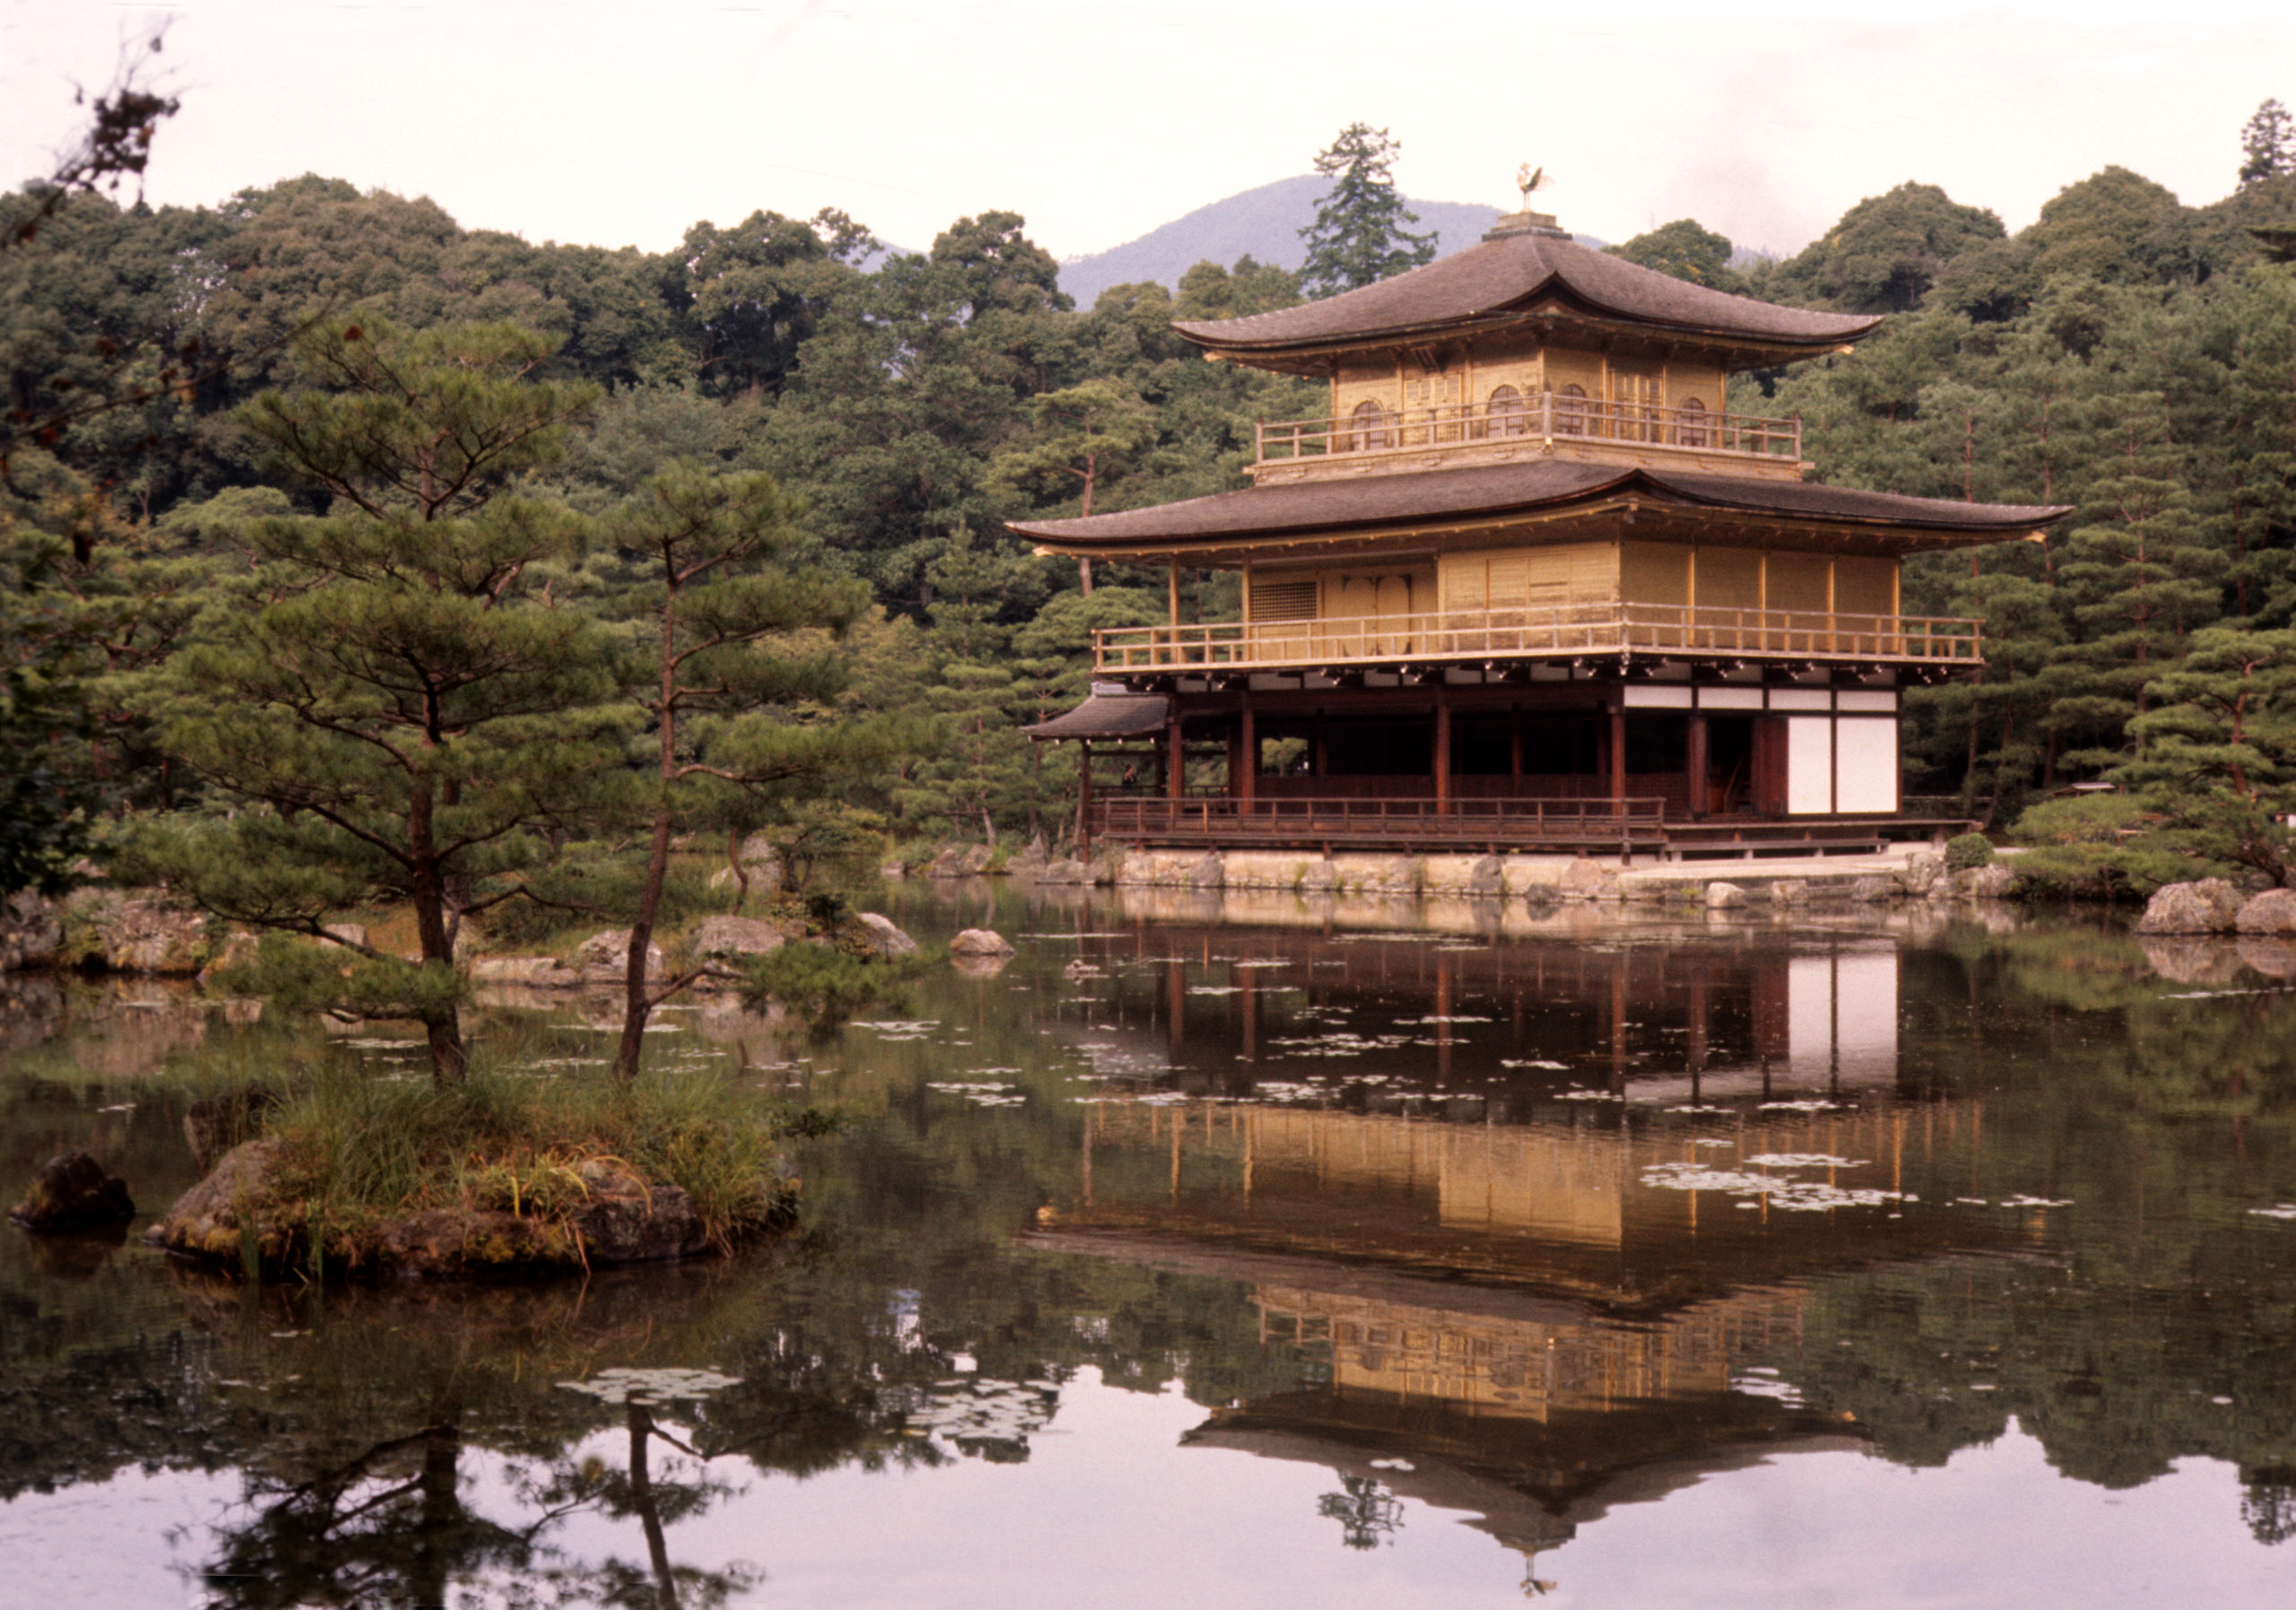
1094;602;1980;672
1257;394;1802;468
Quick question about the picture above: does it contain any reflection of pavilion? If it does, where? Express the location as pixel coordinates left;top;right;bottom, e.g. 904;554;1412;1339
1051;923;1906;1105
1032;1081;2008;1585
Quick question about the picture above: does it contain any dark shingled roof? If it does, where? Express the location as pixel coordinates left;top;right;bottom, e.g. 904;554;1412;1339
1021;688;1171;740
1010;461;2070;549
1175;231;1879;358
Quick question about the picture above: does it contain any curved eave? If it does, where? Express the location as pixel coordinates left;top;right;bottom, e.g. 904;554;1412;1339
1010;463;2071;561
1178;288;1882;370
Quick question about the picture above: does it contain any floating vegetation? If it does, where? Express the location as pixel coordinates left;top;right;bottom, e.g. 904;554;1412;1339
341;1038;426;1049
1554;1088;1625;1101
1187;986;1244;996
927;1081;1025;1108
1369;1458;1415;1471
1691;1138;1735;1148
851;1019;939;1041
1759;1099;1852;1113
1501;1058;1570;1070
1744;1153;1864;1170
1666;1103;1731;1114
897;1377;1061;1448
2249;1204;2296;1221
1640;1157;1915;1213
558;1367;743;1405
1399;1014;1492;1025
1998;1194;2074;1209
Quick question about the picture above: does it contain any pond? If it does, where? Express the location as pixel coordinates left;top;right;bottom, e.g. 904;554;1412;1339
4;882;2295;1608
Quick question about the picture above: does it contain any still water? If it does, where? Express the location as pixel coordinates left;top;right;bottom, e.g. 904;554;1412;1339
4;883;2294;1608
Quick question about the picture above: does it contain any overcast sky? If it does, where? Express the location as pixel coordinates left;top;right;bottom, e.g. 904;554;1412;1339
4;0;2292;265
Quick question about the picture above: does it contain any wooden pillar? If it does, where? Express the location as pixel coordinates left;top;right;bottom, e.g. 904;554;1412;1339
1433;692;1451;815
1239;697;1257;806
1166;718;1184;800
1076;740;1093;856
1687;713;1709;820
1509;710;1524;787
1608;701;1628;806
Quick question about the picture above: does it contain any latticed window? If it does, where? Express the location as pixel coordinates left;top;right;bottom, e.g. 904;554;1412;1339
1344;398;1394;452
1677;396;1709;448
1484;384;1528;438
1553;383;1589;436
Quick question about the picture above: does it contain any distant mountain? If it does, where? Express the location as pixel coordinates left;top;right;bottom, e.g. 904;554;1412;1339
1057;176;1525;308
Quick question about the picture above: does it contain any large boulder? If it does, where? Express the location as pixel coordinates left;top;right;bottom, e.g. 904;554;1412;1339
1559;858;1621;903
1970;864;2020;901
0;890;62;970
925;846;967;879
10;1150;135;1231
1706;881;1748;909
569;929;664;983
688;916;787;962
853;912;919;957
2136;878;2246;935
1037;858;1088;885
1299;859;1340;895
1893;849;1946;899
1187;853;1225;890
1466;857;1504;897
1848;876;1895;905
59;887;213;974
949;928;1016;957
1007;833;1051;876
2236;888;2296;937
567;1159;709;1265
145;1139;286;1264
959;844;996;875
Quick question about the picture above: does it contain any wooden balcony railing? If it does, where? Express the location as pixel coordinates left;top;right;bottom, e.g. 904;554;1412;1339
1093;604;1980;674
1256;395;1802;468
1091;795;1671;849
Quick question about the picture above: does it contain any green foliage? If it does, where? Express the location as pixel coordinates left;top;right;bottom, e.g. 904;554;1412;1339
1944;832;1996;870
2007;793;2187;900
1610;219;1735;289
1769;182;2005;313
1297;123;1437;299
253;1053;797;1258
741;942;934;1033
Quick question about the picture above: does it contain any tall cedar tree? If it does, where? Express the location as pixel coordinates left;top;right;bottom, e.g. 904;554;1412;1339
135;319;612;1083
600;462;883;1083
1298;124;1438;299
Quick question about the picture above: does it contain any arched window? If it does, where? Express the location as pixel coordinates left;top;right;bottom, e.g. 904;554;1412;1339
1483;384;1528;439
1553;383;1589;437
1676;396;1709;448
1346;398;1394;452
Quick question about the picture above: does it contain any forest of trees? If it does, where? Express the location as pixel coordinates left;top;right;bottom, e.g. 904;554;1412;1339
10;110;2296;899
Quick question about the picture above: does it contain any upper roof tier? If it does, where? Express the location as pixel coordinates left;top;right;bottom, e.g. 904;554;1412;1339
1175;230;1882;373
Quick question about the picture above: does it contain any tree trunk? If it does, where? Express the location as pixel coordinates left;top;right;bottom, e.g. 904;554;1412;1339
614;804;674;1085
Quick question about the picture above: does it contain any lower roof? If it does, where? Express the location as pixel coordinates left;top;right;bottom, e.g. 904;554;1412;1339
1010;460;2070;559
1020;687;1171;741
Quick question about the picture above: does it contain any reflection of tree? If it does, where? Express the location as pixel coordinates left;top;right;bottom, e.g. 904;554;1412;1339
191;1399;550;1608
1317;1474;1404;1550
2246;1467;2296;1545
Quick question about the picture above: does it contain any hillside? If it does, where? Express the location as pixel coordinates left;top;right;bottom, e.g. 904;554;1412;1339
1057;176;1543;306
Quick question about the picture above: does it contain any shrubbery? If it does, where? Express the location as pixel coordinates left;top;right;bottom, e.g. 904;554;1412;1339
1944;832;1996;871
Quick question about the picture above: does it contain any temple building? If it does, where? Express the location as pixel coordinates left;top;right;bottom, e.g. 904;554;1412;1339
1017;196;2069;857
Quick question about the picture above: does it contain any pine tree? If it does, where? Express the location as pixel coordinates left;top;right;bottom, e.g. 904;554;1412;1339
2240;99;2296;189
131;318;614;1084
1298;124;1438;299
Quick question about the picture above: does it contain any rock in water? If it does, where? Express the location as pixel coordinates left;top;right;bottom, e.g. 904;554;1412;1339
688;916;787;962
854;912;919;957
949;928;1016;957
2236;888;2296;937
1706;881;1748;909
2136;879;2246;935
569;929;664;982
0;890;62;970
10;1151;135;1230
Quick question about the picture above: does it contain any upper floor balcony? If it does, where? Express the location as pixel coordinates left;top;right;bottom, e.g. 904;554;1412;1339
1092;602;1980;679
1249;394;1805;485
